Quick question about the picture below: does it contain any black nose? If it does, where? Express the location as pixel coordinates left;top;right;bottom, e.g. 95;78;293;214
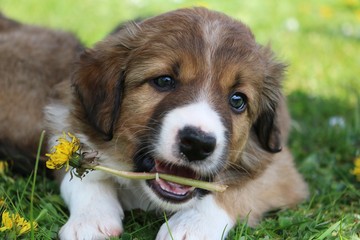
178;126;216;162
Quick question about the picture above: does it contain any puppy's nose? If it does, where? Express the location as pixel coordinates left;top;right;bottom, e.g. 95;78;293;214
179;126;216;161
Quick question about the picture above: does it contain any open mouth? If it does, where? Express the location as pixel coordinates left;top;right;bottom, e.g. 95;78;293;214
146;160;203;203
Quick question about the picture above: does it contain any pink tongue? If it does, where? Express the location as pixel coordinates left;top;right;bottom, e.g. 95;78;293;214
153;160;196;195
156;178;192;195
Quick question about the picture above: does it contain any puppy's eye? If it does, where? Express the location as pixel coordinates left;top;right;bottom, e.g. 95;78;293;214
151;76;176;91
229;92;247;113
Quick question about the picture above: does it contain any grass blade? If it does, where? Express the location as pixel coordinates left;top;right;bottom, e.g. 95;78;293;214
315;220;341;240
30;130;46;240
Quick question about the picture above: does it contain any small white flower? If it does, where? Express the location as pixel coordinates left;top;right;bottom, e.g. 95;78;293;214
285;17;300;32
328;116;345;128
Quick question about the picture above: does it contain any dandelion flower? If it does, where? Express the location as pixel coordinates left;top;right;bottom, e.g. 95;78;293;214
352;157;360;181
46;132;81;171
319;6;334;19
0;212;13;231
344;0;359;7
0;211;37;236
0;161;8;174
14;214;36;235
46;132;97;179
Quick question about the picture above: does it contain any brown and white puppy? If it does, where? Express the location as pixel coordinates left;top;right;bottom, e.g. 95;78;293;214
0;8;308;240
46;8;308;239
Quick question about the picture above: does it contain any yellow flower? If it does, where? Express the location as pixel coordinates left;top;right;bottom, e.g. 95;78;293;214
343;0;360;7
0;212;13;231
195;1;210;8
352;157;360;181
356;10;360;22
46;132;81;171
319;6;334;19
0;211;37;236
0;161;8;174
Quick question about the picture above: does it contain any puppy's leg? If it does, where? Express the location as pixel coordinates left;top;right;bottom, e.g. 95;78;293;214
59;171;124;240
156;195;234;240
156;149;308;239
215;148;308;227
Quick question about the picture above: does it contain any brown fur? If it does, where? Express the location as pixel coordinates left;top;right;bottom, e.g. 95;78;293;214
1;8;308;237
216;148;308;226
0;14;82;172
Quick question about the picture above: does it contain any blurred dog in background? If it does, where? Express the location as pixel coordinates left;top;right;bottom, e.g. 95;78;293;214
0;13;82;173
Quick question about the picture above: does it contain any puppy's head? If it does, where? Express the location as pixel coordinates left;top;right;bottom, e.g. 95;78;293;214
72;8;286;209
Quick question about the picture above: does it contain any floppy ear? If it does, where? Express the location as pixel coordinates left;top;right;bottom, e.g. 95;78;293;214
72;23;140;140
73;48;124;140
254;104;282;153
253;46;286;153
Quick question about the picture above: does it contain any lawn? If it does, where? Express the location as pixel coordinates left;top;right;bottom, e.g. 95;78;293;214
1;0;359;239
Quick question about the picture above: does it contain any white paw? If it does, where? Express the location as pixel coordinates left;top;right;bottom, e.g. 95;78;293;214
59;213;123;240
59;171;125;240
156;195;234;240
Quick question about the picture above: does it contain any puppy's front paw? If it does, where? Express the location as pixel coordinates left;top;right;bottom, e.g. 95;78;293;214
59;168;125;239
156;214;227;240
59;213;123;240
156;196;234;240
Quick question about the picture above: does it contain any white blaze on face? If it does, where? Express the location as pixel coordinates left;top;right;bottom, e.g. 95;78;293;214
156;101;226;172
203;19;222;77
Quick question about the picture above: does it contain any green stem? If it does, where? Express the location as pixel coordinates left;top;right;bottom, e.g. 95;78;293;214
91;165;155;180
163;212;174;240
30;130;45;240
159;173;228;192
89;165;228;192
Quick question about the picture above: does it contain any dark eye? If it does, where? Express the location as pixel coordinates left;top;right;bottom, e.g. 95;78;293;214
229;92;247;113
151;76;176;91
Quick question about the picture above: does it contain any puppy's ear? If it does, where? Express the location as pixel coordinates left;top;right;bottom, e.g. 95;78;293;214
254;104;282;153
73;49;124;140
72;23;140;140
253;46;286;153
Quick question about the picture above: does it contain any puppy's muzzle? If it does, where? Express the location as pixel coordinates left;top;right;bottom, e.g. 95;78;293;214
138;101;227;205
141;127;218;204
179;126;216;161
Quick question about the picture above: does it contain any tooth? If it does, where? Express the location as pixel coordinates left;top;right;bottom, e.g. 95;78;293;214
155;172;160;182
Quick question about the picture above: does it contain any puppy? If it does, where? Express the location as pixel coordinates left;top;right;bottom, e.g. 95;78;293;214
1;8;308;240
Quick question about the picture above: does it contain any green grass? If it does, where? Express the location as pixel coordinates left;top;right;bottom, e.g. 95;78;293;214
1;0;359;239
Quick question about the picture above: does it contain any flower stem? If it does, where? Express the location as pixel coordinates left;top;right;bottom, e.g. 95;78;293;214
91;165;155;180
159;173;228;192
88;165;228;192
